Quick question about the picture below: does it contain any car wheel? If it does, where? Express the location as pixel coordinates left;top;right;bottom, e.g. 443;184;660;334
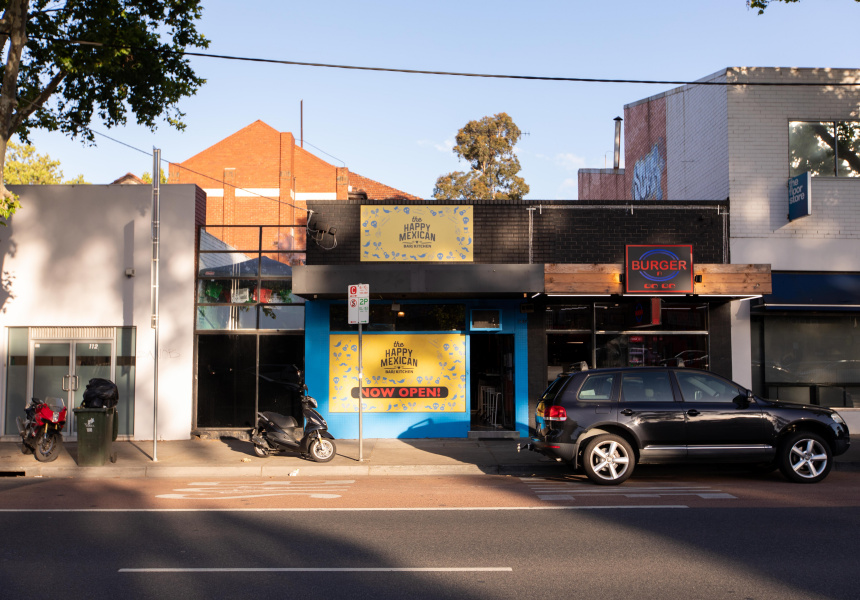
778;431;832;484
582;434;634;485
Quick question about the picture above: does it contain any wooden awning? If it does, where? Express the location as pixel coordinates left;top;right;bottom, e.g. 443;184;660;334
545;264;771;296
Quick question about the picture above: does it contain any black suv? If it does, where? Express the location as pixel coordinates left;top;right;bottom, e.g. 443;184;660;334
521;367;850;485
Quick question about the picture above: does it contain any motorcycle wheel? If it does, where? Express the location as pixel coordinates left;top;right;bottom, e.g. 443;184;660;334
21;442;34;455
309;437;336;463
252;443;270;458
33;431;62;463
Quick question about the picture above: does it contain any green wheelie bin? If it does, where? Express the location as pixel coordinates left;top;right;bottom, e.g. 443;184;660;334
74;406;118;466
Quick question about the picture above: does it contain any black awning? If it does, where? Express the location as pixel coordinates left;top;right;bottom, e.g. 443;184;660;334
292;264;545;299
756;272;860;311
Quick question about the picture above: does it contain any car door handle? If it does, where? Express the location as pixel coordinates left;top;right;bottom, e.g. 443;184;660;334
620;409;634;416
686;409;700;416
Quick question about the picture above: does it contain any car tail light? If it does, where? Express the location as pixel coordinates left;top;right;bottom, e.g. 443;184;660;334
544;405;567;421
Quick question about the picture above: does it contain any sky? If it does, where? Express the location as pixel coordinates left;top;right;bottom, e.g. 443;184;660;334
22;0;860;200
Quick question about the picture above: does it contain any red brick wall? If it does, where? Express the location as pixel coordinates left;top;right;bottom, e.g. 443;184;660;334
624;97;667;200
169;120;417;238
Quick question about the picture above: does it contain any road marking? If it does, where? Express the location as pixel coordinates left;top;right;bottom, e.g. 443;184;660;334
0;505;689;513
156;480;355;500
521;478;737;500
120;567;514;573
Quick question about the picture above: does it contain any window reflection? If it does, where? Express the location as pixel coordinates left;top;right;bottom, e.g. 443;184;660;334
790;120;860;177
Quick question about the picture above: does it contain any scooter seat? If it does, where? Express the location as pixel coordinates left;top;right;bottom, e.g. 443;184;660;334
262;411;298;429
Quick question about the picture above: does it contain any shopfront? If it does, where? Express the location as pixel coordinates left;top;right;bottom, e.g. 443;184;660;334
751;272;860;409
301;298;529;439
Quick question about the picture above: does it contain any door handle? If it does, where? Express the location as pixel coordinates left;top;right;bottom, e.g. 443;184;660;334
62;375;71;392
620;408;634;416
71;375;80;391
687;409;700;417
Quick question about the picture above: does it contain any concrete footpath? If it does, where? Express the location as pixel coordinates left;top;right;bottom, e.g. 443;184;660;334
1;436;858;479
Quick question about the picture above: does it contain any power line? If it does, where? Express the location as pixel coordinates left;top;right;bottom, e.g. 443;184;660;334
28;102;308;212
55;38;860;87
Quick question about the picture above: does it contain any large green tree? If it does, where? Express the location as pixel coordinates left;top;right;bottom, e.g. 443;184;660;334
433;112;529;201
0;0;209;224
4;140;86;183
749;0;859;13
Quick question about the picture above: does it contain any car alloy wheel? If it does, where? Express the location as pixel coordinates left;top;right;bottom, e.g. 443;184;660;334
779;431;832;484
583;434;634;485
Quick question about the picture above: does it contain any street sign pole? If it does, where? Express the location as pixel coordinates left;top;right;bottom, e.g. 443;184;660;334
348;284;369;461
358;320;363;461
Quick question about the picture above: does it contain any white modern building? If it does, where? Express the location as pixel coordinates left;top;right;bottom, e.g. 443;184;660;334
0;184;201;441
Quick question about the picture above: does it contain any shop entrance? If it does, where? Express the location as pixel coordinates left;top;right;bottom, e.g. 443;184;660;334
30;339;114;436
470;334;515;433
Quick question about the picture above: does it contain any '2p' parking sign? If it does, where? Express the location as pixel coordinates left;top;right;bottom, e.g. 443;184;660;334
348;284;370;324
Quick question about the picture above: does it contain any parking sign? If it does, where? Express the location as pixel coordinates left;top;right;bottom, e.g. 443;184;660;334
348;283;369;324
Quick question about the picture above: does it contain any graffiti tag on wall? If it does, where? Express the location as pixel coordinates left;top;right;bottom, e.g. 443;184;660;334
632;142;666;201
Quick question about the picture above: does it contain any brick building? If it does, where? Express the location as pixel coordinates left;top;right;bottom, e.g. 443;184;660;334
578;67;860;428
169;120;418;252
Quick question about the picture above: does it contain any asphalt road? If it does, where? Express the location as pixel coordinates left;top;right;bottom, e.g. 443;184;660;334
2;470;859;600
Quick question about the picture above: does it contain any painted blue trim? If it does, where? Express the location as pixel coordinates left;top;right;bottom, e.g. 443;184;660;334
304;298;528;439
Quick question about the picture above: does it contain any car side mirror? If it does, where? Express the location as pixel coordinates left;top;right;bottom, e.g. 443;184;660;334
736;390;754;407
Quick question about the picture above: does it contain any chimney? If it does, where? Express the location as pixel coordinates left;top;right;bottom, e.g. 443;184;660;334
613;116;622;170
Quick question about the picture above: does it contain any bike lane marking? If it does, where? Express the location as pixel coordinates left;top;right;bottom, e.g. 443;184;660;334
155;479;356;500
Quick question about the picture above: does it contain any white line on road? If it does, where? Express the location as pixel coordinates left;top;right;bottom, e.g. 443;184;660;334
0;505;689;513
119;567;514;573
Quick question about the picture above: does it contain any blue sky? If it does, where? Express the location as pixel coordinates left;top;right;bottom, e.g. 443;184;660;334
24;0;860;199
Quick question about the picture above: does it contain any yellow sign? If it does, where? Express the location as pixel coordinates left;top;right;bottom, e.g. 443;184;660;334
360;205;473;262
329;333;466;412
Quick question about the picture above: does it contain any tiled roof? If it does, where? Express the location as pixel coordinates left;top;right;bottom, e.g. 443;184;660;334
349;172;421;200
111;172;145;184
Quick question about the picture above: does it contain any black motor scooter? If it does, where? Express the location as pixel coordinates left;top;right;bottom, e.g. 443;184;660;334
250;384;336;462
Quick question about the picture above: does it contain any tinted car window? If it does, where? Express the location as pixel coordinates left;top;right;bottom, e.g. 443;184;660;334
620;371;674;403
675;371;745;403
578;374;614;402
541;376;570;402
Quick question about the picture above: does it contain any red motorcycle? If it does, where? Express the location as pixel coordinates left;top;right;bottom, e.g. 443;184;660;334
16;397;68;462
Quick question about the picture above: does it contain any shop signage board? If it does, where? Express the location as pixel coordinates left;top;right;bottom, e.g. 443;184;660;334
625;245;694;294
360;205;473;262
788;172;812;221
329;333;467;413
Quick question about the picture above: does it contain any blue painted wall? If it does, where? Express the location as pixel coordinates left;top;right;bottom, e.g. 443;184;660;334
304;299;529;439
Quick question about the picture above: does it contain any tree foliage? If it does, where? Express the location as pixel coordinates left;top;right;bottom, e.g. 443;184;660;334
141;169;166;184
749;0;859;13
0;0;209;224
433;112;529;200
4;140;87;183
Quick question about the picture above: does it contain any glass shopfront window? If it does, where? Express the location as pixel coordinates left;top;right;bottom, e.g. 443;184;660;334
195;225;307;430
196;227;306;332
752;313;860;407
330;303;465;332
544;301;710;383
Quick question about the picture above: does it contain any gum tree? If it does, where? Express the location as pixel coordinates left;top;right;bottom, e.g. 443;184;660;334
0;0;208;224
433;112;529;201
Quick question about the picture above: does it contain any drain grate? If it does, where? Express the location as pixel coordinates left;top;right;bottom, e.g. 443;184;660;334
0;471;25;477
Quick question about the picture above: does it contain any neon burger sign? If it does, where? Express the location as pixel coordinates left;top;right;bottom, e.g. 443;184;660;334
625;245;693;294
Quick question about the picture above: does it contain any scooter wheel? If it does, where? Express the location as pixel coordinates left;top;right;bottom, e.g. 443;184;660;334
309;438;336;463
252;444;270;458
